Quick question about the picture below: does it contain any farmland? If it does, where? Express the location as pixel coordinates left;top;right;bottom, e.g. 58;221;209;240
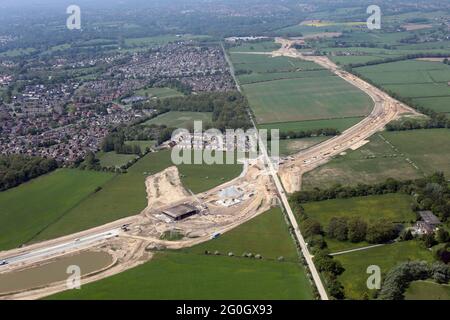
49;208;314;300
15;151;241;244
259;117;364;134
279;137;329;156
405;281;450;300
97;152;138;169
242;76;373;124
0;169;115;251
334;241;434;300
143;111;213;128
354;60;450;113
303;129;450;189
302;193;416;252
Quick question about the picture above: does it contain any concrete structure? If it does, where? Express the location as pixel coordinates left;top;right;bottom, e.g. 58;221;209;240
162;204;199;221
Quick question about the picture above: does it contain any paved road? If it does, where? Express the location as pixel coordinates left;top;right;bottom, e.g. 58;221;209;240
0;229;120;268
223;42;329;300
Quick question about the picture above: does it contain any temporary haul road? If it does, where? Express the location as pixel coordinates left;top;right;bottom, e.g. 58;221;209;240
0;38;415;300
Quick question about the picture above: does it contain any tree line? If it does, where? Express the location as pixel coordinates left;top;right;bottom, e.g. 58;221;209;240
0;155;58;191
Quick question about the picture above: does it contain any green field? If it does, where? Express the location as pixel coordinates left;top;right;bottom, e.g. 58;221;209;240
135;87;183;99
49;208;314;300
231;54;321;74
0;169;115;250
22;151;241;244
228;40;281;53
242;76;373;124
334;241;434;299
124;140;156;150
259;117;363;133
302;193;415;252
97;151;138;168
355;60;450;113
405;281;450;300
144;111;213;128
124;34;212;47
303;129;450;189
279;137;328;156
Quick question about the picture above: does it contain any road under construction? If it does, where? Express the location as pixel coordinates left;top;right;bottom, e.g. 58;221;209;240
0;38;417;300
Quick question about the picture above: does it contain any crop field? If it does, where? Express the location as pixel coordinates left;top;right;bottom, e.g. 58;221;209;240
49;208;314;300
242;76;373;124
355;60;450;113
144;111;213;128
228;40;281;53
30;151;241;243
97;151;138;168
231;53;322;74
0;169;115;251
303;129;450;189
238;69;331;85
259;117;363;134
405;281;450;300
279;137;329;156
135;87;183;99
302;193;415;252
334;241;434;300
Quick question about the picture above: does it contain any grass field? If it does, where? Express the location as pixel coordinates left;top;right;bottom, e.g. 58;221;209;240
259;117;363;133
228;41;281;53
405;281;450;300
144;111;213;128
334;241;434;299
24;151;241;244
124;34;211;47
302;193;415;252
0;169;114;251
135;87;183;99
303;129;450;189
49;208;314;300
279;137;328;156
355;60;450;113
242;76;373;124
97;152;138;168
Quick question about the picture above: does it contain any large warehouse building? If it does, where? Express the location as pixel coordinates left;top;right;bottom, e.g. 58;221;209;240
162;204;199;221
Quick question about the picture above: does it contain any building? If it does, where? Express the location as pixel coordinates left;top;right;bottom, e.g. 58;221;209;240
412;211;441;235
162;204;199;221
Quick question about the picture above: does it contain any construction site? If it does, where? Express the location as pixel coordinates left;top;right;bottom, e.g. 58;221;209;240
0;37;418;300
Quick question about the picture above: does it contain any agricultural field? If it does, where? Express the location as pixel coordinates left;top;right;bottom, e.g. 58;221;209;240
302;193;416;252
334;241;434;300
259;117;363;134
228;40;281;53
135;87;183;99
303;129;450;189
242;76;373;124
405;281;450;300
279;137;329;156
144;111;213;128
0;169;115;251
30;150;241;243
49;208;314;300
97;152;138;169
354;60;450;113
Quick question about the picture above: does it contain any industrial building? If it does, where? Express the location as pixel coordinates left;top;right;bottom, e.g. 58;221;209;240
162;204;199;221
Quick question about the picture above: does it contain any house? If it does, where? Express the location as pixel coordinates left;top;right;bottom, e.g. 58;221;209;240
412;211;441;235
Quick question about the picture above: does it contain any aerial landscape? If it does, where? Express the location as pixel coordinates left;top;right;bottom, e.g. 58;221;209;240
0;0;449;305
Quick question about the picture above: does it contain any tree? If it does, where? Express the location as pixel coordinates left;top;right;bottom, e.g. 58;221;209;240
348;217;367;242
366;220;397;244
303;218;323;238
436;228;450;243
422;233;437;248
327;217;349;241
